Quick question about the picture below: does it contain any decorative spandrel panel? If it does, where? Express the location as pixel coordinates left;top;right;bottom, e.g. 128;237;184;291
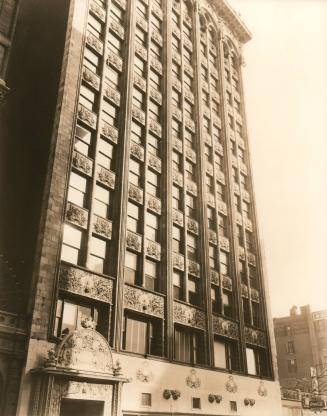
244;327;267;348
124;285;164;318
212;316;239;340
173;302;206;331
59;264;113;304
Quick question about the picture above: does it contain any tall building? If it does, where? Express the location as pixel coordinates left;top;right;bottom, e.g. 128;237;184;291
1;0;283;415
274;305;327;396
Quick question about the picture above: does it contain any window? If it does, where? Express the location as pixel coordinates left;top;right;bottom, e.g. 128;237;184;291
249;265;257;288
61;224;83;265
89;236;107;273
146;211;159;241
246;347;270;377
136;1;147;19
172;225;183;253
172;185;182;210
186;194;196;219
84;47;100;73
150;43;161;60
187;233;197;261
211;286;219;313
243;298;251;324
150;69;161;91
237;225;243;246
206;175;213;194
207;207;215;230
123;313;162;356
80;85;95;111
252;302;260;327
230;401;237;412
87;15;103;38
200;65;208;81
202;90;209;106
184;100;193;119
228;114;234;130
131;121;144;145
214;337;240;370
286;341;295;354
204;144;212;163
245;230;253;252
287;359;297;373
102;100;118;126
133;87;146;110
240;173;247;190
246;347;256;375
172;151;182;172
184;129;194;149
134;55;146;78
149;100;161;123
98;138;114;170
239;260;246;283
173;270;183;300
74;125;92;156
124;251;139;284
183;49;192;66
192;398;201;410
172;89;181;107
135;27;147;47
172;35;180;52
234;195;241;212
243;201;250;218
174;325;204;364
172;119;181;137
220;251;229;276
93;185;110;218
68;172;87;207
108;32;123;56
218;214;227;237
203;116;210;134
54;298;107;338
141;393;152;407
213;338;226;368
144;259;159;291
232;167;238;184
212;126;221;143
212;99;220;115
223;290;232;317
188;277;199;306
217;183;225;201
209;245;216;269
110;3;124;24
172;10;179;26
127;202;141;233
147;170;160;197
184;72;192;89
151;14;161;31
129;159;142;187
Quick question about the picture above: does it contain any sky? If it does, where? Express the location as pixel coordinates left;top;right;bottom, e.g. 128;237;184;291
228;0;327;317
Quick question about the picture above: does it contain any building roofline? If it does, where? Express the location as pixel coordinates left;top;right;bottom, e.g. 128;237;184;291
211;0;252;44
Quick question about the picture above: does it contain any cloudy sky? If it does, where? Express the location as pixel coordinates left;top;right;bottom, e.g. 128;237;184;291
228;0;327;317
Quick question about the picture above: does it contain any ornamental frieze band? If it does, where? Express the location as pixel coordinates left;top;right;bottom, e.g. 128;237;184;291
173;302;206;330
212;316;239;340
124;285;164;318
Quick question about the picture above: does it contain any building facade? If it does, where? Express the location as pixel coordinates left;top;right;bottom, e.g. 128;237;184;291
2;0;283;415
274;305;327;396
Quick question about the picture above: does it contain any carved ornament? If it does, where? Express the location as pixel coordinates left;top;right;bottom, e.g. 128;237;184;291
97;166;115;189
173;136;183;153
130;141;145;161
150;87;162;104
213;316;239;340
206;163;214;176
145;239;161;260
59;264;113;303
86;32;103;55
248;252;256;266
211;270;220;286
186;180;197;196
149;118;162;137
93;216;112;239
107;51;123;71
151;30;163;46
208;230;217;245
218;201;227;215
184;87;194;104
136;361;153;383
173;209;184;227
172;77;182;92
185;117;195;132
219;236;230;252
225;376;238;393
187;218;199;235
244;327;267;347
222;275;232;291
147;195;161;214
250;288;260;303
72;151;92;176
217;171;225;184
173;253;184;271
148;154;161;173
135;42;147;60
89;2;105;22
128;183;143;204
126;231;142;252
245;218;253;232
151;57;163;75
66;203;88;228
63;382;112;398
186;369;201;389
134;73;146;91
172;106;182;122
257;381;268;397
172;169;183;187
172;24;181;37
207;194;215;208
109;20;124;39
152;3;163;20
82;66;100;90
241;283;249;298
173;302;206;330
132;105;145;125
101;121;118;143
78;104;96;128
185;147;196;163
188;260;200;277
208;394;222;403
104;85;120;105
236;212;243;226
124;285;164;318
136;15;148;31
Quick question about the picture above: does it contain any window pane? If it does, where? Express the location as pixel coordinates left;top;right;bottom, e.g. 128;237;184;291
214;340;227;368
246;347;257;375
125;317;147;354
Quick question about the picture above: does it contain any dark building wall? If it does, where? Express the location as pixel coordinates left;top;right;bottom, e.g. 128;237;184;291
0;0;70;313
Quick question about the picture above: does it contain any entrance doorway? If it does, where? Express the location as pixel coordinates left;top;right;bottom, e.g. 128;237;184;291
60;399;104;416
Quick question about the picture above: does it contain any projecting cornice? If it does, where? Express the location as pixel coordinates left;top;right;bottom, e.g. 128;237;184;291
208;0;252;44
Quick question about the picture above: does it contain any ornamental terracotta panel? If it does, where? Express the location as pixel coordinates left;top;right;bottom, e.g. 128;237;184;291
150;57;163;74
244;327;267;347
222;275;233;291
172;77;182;92
211;270;220;286
219;236;230;252
86;31;103;55
212;316;239;340
145;239;161;261
238;137;246;149
232;155;238;167
135;42;147;60
184;87;194;104
218;201;227;215
172;169;183;187
185;117;195;132
240;162;248;175
173;253;184;271
207;194;215;208
241;283;249;298
236;212;243;225
188;260;200;277
202;81;209;92
66;203;88;229
243;190;250;203
134;73;147;92
101;121;118;143
186;180;197;196
89;1;106;22
128;183;144;204
59;264;113;303
104;85;121;106
72;151;93;177
109;20;125;39
148;154;162;173
206;163;214;176
151;30;163;46
172;24;180;37
149;87;162;104
97;165;116;189
250;288;260;303
172;208;184;227
172;105;182;122
233;183;240;195
82;66;100;90
173;136;183;153
130;141;145;161
212;91;220;103
217;171;225;184
93;215;112;239
184;62;194;77
147;194;161;215
136;15;148;31
203;106;210;119
126;231;143;252
248;252;256;266
234;90;241;102
232;68;239;80
124;285;164;318
208;230;217;245
183;38;193;52
172;50;182;65
245;218;253;232
210;66;218;79
115;0;126;9
149;118;162;137
239;246;246;261
78;104;97;129
187;218;199;235
152;3;163;20
173;302;206;330
131;105;145;125
185;147;196;163
107;51;123;71
215;141;224;155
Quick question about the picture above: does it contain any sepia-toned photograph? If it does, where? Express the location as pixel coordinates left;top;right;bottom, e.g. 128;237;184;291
0;0;326;415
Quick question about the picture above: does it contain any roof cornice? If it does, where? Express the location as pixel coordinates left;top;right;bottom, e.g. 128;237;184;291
210;0;252;44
